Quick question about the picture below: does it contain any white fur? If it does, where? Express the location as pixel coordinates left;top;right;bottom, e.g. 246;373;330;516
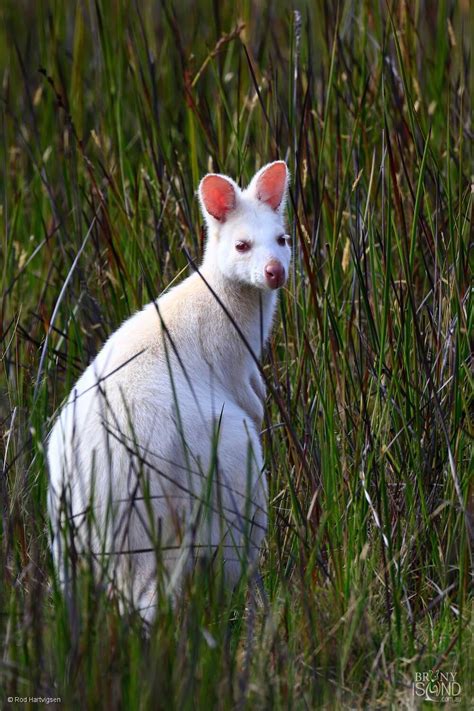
47;161;290;622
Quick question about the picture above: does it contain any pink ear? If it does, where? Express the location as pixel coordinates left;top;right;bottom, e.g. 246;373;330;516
200;175;236;222
255;161;288;210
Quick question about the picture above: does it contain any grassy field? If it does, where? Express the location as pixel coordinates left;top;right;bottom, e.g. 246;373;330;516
0;0;472;708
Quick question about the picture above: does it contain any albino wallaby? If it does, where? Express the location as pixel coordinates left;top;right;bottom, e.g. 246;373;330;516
47;161;291;622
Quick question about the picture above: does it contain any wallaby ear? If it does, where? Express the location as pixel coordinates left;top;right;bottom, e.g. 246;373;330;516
249;161;289;213
198;174;237;223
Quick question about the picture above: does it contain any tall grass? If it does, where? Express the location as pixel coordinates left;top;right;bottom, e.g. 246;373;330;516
1;1;472;707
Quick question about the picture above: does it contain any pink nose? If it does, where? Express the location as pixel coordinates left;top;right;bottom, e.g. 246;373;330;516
264;260;285;289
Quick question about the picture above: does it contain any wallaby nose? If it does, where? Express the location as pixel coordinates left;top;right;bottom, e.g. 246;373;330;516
264;260;285;289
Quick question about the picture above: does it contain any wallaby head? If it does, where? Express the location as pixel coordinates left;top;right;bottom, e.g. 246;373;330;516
198;161;291;291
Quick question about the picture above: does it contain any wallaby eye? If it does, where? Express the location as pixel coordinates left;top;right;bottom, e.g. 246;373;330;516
235;241;251;253
277;234;289;247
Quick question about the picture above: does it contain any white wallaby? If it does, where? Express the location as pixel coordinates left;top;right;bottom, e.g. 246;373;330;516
47;161;291;622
